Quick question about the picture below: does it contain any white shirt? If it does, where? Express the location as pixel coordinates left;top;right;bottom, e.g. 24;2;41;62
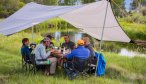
34;43;51;60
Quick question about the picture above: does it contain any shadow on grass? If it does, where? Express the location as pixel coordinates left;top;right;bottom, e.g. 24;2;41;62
105;64;146;84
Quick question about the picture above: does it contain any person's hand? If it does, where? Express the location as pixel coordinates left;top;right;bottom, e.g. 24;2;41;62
74;45;77;49
30;45;35;49
61;54;67;58
61;54;64;58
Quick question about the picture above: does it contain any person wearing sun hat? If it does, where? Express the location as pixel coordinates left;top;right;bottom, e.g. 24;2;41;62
64;39;90;60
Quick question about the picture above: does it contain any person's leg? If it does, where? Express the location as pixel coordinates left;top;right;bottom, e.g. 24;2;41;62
48;57;57;74
44;65;50;76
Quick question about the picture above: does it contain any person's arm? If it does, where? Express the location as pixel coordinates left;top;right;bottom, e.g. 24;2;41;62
65;50;75;60
88;45;95;56
26;48;31;57
39;46;50;59
71;42;75;50
24;47;31;60
29;48;32;53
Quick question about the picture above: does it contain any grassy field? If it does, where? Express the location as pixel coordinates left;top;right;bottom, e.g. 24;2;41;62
0;47;146;84
0;18;146;84
119;19;146;40
0;32;146;84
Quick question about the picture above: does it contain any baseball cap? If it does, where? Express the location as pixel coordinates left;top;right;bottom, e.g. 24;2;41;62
77;39;84;45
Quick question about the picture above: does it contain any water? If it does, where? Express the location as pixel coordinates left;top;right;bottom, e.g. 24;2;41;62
53;31;83;43
52;31;146;58
119;48;146;58
29;0;146;58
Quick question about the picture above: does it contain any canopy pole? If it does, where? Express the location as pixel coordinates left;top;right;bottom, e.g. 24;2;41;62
32;26;34;43
95;0;109;76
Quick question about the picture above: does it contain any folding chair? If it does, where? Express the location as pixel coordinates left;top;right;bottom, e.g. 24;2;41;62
22;54;31;71
22;51;51;74
73;57;90;77
87;56;97;74
63;57;90;80
29;53;37;74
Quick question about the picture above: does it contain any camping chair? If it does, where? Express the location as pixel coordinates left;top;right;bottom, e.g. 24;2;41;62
31;54;52;74
87;56;97;74
22;53;36;74
63;57;90;80
29;53;37;74
73;57;90;76
29;53;51;74
22;43;37;72
22;54;31;71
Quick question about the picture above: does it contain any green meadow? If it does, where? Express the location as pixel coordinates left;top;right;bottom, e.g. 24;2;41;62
0;19;146;84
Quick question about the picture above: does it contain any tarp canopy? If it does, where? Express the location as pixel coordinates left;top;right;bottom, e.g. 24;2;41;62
0;0;131;42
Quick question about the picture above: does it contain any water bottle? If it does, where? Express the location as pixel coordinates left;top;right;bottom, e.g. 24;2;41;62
63;47;66;54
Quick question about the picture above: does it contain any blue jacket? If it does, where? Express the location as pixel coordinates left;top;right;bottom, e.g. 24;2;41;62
66;46;90;60
95;52;106;76
21;45;31;60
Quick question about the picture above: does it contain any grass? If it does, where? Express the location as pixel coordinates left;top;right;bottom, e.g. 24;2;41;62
119;19;146;40
0;49;146;84
0;18;146;84
0;32;146;84
41;18;146;41
1;49;146;84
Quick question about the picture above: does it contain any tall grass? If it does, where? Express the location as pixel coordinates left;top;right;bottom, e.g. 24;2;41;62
0;32;146;84
0;49;146;84
0;18;146;84
119;19;146;40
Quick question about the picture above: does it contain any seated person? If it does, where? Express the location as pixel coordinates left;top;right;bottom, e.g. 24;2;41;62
83;37;95;57
62;35;75;50
21;38;31;62
34;37;57;75
83;37;97;67
64;39;90;71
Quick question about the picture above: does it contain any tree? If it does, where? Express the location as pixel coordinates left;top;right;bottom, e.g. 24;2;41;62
131;0;146;11
0;0;24;18
81;0;96;4
43;0;58;5
20;0;34;3
140;7;146;16
111;0;126;17
58;0;77;5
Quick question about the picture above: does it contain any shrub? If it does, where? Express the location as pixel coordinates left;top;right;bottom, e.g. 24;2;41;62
124;13;146;24
140;7;146;16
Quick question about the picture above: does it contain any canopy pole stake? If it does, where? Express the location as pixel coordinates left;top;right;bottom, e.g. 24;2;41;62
32;26;34;43
95;0;109;76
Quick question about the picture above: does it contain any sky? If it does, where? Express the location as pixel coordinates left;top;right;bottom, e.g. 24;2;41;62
124;0;133;11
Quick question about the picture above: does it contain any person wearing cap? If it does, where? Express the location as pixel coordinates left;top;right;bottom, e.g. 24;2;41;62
34;37;57;75
64;39;90;60
63;39;90;78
